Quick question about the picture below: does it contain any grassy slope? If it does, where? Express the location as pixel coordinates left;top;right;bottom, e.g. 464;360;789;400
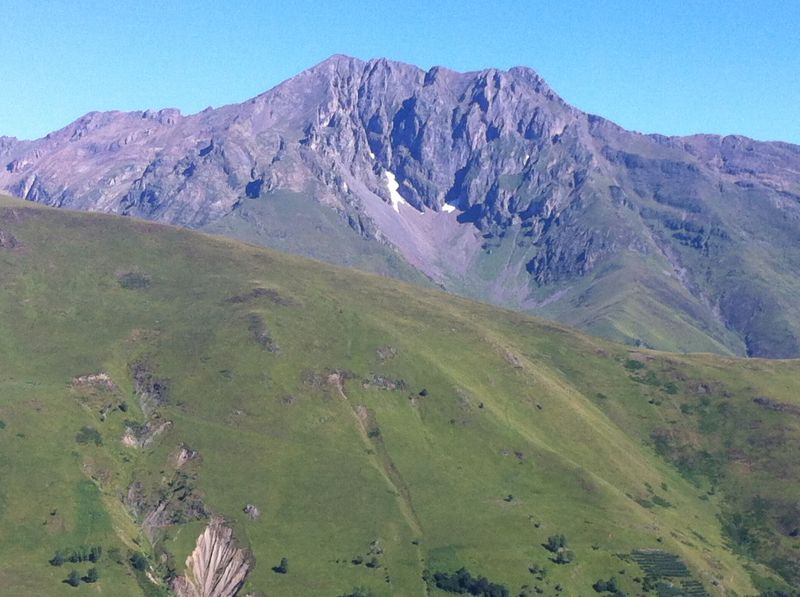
201;191;434;288
0;195;797;596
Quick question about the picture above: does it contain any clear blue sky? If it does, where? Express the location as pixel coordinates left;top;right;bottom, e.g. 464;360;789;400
1;0;798;143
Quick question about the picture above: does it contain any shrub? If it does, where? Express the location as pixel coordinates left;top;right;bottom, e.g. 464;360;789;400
663;382;679;394
75;426;103;446
624;359;645;371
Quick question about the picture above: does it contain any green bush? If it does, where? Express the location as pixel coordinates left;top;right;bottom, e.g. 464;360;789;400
75;426;103;446
118;271;151;289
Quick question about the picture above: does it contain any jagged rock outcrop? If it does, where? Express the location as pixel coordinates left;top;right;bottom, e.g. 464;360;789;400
173;517;251;597
3;55;800;356
0;227;18;249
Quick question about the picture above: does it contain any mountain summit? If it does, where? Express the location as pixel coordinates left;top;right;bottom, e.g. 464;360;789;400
3;55;800;357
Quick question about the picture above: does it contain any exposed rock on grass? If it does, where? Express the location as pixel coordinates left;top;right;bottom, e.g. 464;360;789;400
126;471;209;542
173;517;251;597
0;227;18;249
503;349;524;369
247;314;278;352
131;361;169;417
243;504;261;520
174;444;200;468
362;374;407;391
375;345;398;361
117;270;151;289
122;419;173;449
753;396;800;416
72;372;116;391
226;287;292;306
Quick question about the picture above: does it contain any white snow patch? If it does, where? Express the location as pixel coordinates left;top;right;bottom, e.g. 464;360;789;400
441;203;456;213
384;170;407;212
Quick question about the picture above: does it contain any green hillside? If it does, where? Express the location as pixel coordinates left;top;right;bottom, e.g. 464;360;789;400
0;195;797;596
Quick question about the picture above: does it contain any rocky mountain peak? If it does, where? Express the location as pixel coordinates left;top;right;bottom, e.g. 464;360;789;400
2;56;800;357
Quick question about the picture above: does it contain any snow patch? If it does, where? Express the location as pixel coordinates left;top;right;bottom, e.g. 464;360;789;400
385;170;407;212
441;203;456;213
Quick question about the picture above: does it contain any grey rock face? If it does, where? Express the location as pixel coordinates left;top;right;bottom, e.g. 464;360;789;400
3;55;800;357
173;517;251;597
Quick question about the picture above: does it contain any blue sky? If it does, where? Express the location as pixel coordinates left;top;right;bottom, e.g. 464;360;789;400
1;0;797;143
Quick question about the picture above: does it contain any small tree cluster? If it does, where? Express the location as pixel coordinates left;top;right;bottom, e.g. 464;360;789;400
50;545;102;566
543;534;574;564
432;568;509;597
62;567;100;588
593;576;625;595
84;567;100;583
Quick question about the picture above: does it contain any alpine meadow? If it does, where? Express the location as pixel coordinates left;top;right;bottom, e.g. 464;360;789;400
0;195;798;596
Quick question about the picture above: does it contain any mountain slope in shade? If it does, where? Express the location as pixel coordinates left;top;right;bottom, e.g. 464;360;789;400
3;55;800;357
1;194;799;595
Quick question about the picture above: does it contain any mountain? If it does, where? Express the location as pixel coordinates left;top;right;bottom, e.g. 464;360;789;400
2;55;800;357
1;193;799;596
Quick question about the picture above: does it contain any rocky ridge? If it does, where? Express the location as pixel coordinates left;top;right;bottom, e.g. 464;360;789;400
3;55;800;356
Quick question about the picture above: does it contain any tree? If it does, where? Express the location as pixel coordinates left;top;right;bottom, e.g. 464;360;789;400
64;570;81;587
84;567;100;583
130;551;147;571
273;556;288;574
553;549;574;564
49;552;65;566
544;534;567;553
